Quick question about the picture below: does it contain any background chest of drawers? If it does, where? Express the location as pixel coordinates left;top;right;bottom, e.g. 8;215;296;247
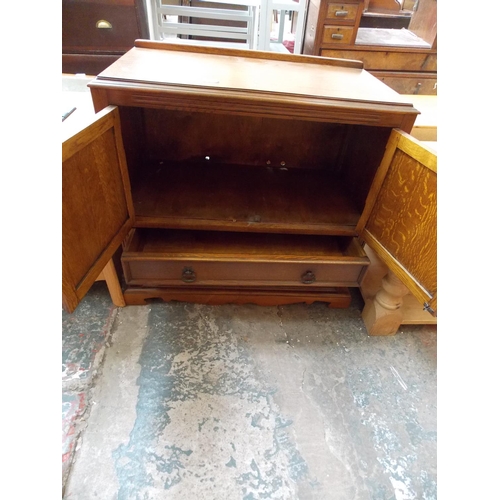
303;0;364;54
62;0;150;75
303;0;437;95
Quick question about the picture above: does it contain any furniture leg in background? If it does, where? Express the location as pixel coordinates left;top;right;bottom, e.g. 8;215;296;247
258;0;307;53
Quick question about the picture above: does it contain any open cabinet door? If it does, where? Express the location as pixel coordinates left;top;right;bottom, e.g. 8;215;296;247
357;129;437;316
63;106;134;313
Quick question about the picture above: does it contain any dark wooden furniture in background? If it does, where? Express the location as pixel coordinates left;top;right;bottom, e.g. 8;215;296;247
62;0;150;75
62;41;437;335
303;0;437;95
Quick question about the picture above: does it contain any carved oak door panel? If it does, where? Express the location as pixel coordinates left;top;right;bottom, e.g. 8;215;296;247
62;106;134;313
357;129;437;315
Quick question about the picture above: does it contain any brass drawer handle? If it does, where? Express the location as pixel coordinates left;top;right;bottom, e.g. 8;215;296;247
335;10;348;16
331;33;344;40
181;267;196;283
301;270;316;284
96;20;112;29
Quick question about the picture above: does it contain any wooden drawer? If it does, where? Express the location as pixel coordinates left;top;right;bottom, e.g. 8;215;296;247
320;48;437;71
62;0;145;52
325;2;361;22
122;229;370;288
372;71;437;95
322;26;356;45
62;54;123;76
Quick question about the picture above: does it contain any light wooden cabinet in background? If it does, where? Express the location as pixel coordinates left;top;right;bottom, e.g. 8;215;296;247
303;0;437;95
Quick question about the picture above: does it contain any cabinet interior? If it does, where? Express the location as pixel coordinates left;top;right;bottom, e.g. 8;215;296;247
119;106;391;236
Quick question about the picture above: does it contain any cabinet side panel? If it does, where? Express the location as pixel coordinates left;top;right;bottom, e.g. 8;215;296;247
340;125;392;210
364;148;437;300
119;107;147;182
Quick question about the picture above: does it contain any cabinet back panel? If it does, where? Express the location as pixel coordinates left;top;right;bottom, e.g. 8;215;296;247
141;108;349;170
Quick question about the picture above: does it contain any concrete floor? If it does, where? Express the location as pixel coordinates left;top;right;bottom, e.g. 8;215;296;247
62;283;437;500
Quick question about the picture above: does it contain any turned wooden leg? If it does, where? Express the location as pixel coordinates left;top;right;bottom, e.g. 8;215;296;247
97;259;126;307
362;270;409;336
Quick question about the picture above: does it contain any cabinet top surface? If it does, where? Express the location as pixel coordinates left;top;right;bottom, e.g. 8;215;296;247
93;41;417;111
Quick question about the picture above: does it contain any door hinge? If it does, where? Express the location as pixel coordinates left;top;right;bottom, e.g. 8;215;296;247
423;302;435;315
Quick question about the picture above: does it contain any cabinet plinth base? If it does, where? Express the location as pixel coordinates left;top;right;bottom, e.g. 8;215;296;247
123;287;352;308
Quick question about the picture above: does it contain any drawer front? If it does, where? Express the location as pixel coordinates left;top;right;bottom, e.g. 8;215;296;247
62;54;123;75
322;26;355;45
62;1;143;51
325;3;360;22
123;229;370;288
320;49;437;71
123;259;368;288
373;72;437;95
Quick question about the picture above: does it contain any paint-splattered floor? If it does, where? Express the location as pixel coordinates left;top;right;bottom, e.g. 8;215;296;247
62;284;436;500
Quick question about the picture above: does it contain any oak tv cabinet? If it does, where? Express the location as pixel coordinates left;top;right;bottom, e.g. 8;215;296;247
62;41;437;335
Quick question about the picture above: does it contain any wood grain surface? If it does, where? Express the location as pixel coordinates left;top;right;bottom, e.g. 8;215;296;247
359;129;437;312
62;106;134;312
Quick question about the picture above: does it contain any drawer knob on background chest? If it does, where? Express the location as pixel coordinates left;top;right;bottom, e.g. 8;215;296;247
301;270;316;284
96;20;112;29
331;33;344;40
335;10;348;16
181;267;197;283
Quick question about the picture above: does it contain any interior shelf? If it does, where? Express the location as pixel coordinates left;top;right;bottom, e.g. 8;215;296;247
132;161;361;235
